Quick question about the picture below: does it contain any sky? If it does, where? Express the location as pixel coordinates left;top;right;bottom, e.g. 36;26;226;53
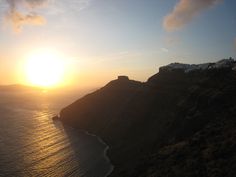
0;0;236;88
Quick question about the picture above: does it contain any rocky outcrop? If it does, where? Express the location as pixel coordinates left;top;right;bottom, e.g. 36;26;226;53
117;75;129;81
60;59;236;177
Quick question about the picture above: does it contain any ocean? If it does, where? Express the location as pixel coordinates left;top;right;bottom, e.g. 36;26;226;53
0;90;112;177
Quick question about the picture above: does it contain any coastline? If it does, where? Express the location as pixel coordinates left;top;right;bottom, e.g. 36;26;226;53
83;130;114;177
62;123;114;177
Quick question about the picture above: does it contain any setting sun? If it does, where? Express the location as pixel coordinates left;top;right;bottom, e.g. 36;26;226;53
25;50;65;87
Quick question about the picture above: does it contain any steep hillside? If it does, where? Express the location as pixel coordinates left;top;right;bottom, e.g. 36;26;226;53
60;59;236;177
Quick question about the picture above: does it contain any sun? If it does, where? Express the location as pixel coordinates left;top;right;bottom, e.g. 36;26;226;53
25;50;65;88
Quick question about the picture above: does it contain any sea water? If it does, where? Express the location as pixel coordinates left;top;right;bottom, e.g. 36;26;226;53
0;90;112;177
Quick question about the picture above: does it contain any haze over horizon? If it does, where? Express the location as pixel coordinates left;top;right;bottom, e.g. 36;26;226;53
0;0;235;88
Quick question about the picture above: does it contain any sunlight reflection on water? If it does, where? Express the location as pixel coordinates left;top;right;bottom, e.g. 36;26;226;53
0;92;112;177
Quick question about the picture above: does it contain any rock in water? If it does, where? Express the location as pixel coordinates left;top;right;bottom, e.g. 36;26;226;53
52;115;60;121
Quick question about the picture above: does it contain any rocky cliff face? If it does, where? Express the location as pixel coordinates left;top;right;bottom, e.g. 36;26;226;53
60;59;236;177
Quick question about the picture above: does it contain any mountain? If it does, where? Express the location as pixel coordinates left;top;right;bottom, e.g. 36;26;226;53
60;59;236;177
0;84;41;92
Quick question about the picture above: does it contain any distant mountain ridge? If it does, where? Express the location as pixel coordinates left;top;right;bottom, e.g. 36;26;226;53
0;84;40;92
60;59;236;177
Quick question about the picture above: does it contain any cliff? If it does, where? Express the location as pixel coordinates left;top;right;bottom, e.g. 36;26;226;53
60;59;236;177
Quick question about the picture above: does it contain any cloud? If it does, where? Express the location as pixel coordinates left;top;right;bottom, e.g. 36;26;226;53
4;0;49;32
6;11;46;32
23;0;49;8
6;0;49;10
3;0;92;32
163;0;223;32
161;48;169;53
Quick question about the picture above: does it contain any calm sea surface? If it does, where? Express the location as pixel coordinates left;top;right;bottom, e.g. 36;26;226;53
0;90;112;177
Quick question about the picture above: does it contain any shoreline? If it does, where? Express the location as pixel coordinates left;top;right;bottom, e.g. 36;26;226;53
83;130;114;177
61;123;114;177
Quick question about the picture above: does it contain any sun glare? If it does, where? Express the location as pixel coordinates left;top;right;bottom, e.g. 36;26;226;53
25;50;66;88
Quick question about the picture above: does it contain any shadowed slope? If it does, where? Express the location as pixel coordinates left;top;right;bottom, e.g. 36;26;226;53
60;59;236;177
